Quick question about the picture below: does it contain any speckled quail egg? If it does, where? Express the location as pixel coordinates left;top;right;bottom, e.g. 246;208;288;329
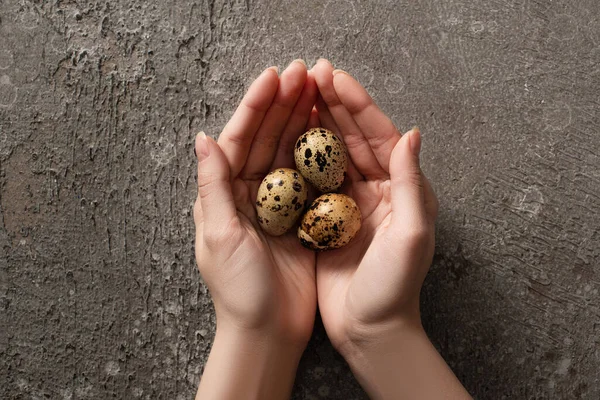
297;193;361;250
294;128;348;193
256;168;308;236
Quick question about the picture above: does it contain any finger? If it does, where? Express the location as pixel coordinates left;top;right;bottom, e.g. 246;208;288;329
307;107;320;129
422;174;439;223
313;59;386;179
271;69;317;169
193;199;204;242
332;70;400;171
195;132;237;235
389;127;427;230
316;96;363;183
315;95;339;133
218;67;280;178
242;60;308;179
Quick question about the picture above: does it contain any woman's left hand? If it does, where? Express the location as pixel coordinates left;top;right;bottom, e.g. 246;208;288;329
195;60;318;400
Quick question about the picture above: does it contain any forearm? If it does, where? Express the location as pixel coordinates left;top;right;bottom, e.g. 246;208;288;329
342;323;472;400
196;327;303;400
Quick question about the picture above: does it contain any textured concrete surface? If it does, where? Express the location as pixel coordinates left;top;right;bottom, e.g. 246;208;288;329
1;0;599;399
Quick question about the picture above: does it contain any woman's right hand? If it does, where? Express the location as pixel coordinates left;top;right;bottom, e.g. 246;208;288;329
312;59;471;400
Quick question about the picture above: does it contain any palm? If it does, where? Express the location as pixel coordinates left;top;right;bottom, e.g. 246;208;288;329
195;61;320;344
230;177;316;341
316;179;393;339
311;59;438;348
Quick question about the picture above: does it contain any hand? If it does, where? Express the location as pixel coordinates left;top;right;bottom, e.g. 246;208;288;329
194;60;319;399
312;59;470;399
312;58;438;353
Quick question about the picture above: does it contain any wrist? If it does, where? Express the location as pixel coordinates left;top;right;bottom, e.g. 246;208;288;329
338;316;425;367
214;323;307;364
332;304;423;360
216;316;312;354
341;323;427;400
197;325;305;400
338;320;471;400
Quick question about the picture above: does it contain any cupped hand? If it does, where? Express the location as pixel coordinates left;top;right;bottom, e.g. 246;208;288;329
311;59;439;352
194;60;319;347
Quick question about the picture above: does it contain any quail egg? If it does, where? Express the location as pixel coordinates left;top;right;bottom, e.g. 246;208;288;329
297;193;361;250
294;128;348;193
256;168;308;236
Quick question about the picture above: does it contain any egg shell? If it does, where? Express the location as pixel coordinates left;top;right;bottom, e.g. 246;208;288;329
256;168;308;236
298;193;361;250
294;128;348;193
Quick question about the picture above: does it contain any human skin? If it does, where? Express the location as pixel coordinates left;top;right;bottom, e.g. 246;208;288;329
194;60;320;400
311;59;472;399
194;58;471;400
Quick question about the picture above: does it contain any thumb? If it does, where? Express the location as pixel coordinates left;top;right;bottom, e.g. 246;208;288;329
389;127;427;230
195;131;237;234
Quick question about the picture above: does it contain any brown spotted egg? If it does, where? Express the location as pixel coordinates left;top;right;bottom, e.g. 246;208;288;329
298;193;361;250
294;128;348;193
256;168;308;236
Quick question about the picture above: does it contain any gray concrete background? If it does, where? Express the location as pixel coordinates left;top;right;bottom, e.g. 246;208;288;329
1;0;599;399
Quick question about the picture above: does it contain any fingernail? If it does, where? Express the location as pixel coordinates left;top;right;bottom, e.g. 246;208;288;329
292;58;307;67
267;66;279;74
196;131;209;159
409;126;421;156
332;69;348;77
